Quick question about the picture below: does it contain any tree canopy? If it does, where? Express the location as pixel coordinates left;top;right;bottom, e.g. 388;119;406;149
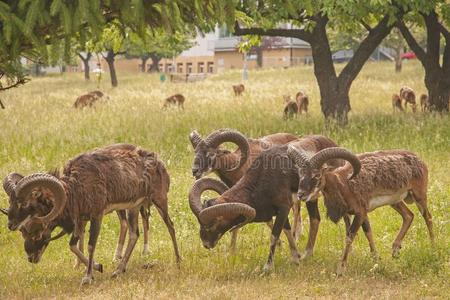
0;0;235;90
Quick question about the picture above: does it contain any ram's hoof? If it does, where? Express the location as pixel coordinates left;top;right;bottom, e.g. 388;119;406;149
80;275;93;286
392;245;401;258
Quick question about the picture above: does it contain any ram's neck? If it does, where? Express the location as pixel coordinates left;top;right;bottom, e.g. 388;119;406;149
322;173;349;224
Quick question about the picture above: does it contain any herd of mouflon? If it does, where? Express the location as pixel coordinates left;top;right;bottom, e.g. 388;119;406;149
1;126;434;286
74;84;444;119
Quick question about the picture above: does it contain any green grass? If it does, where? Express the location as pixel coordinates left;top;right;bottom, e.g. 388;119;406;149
0;60;449;299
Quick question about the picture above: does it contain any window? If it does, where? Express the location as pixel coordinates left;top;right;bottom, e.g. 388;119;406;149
166;64;172;73
198;62;204;73
186;62;193;74
207;62;214;73
177;63;183;73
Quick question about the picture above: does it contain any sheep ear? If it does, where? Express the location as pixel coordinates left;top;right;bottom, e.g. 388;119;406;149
0;208;8;216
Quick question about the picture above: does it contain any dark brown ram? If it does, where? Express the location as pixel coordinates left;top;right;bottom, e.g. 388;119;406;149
2;144;180;285
188;135;342;271
189;129;303;249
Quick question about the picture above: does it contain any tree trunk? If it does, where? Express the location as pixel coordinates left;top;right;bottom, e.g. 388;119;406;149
394;45;403;73
425;70;450;111
78;52;91;80
309;17;350;122
397;11;450;112
105;50;118;87
148;54;161;73
140;57;148;72
256;47;263;68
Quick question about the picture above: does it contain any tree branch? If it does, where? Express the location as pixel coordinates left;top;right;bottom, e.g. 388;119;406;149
438;22;450;40
0;76;30;92
396;21;427;63
360;20;372;32
233;22;311;42
339;14;396;88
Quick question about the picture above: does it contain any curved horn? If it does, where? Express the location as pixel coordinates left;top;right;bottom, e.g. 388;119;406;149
189;178;229;219
3;173;23;197
15;173;67;225
309;147;361;179
204;129;250;171
199;202;255;226
189;130;204;149
287;145;312;175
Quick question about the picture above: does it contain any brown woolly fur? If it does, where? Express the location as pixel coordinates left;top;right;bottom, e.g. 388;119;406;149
163;94;185;109
232;84;245;96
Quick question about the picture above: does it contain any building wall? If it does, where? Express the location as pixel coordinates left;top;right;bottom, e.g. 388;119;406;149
215;47;312;72
159;56;215;74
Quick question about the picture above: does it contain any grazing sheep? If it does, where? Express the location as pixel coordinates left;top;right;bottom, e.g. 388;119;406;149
2;144;180;285
189;129;304;246
296;91;309;114
283;101;299;119
188;135;342;271
163;94;185;110
232;84;245;96
392;94;403;112
400;86;417;112
73;91;106;109
288;146;434;275
420;94;429;112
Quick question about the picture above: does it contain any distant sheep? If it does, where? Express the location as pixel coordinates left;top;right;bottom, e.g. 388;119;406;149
163;94;185;110
392;94;403;112
232;84;245;96
399;86;417;113
74;90;106;109
283;101;299;119
420;94;429;112
295;91;309;114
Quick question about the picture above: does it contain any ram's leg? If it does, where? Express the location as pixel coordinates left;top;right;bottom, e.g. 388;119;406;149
155;203;181;264
361;218;377;256
391;202;414;257
292;201;303;241
283;219;300;265
263;208;289;272
74;221;86;269
114;210;128;261
301;199;320;260
81;217;102;285
140;207;150;255
336;214;363;276
112;209;139;277
265;220;282;246
412;189;434;245
69;234;103;273
343;215;351;235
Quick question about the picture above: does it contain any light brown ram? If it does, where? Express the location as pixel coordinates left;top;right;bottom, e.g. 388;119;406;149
288;146;434;276
2;144;180;285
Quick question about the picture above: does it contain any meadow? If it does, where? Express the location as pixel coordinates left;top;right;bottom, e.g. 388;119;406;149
0;60;449;299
